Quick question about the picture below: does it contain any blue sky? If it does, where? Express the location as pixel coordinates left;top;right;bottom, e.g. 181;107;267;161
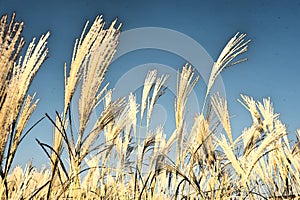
0;0;299;168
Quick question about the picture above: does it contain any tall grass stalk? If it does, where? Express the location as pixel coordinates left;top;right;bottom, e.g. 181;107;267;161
0;13;49;198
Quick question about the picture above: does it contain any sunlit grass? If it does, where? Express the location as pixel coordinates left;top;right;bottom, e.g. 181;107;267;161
0;13;299;199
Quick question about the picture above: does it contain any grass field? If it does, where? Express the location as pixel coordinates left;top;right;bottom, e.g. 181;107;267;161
0;13;299;199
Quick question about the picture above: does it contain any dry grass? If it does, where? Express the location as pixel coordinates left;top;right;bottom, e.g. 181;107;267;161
0;12;299;200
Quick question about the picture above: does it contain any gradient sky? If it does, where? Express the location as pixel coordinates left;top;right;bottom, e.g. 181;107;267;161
0;0;299;168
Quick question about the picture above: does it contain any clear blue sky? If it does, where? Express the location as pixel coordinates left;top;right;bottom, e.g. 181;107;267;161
0;0;299;168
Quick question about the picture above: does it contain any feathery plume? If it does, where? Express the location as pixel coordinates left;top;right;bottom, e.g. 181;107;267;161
217;135;246;179
238;94;262;125
175;64;199;129
147;74;168;128
256;97;279;131
0;28;49;166
140;69;157;121
78;18;120;135
211;93;233;144
81;97;126;158
244;119;287;179
202;33;250;113
127;93;139;137
0;14;24;108
64;16;120;116
5;94;39;174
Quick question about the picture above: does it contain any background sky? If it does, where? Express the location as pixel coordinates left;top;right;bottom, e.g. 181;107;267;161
0;0;299;168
